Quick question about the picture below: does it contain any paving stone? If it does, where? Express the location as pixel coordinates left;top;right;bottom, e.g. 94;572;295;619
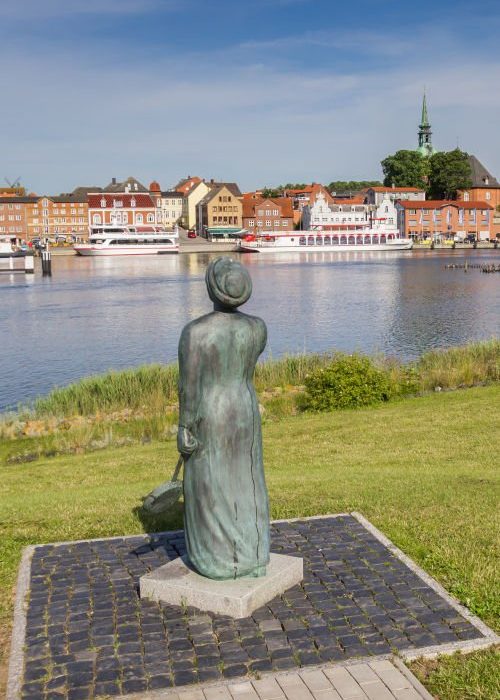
204;686;233;700
251;677;286;699
299;670;332;692
277;675;315;700
17;516;486;695
323;667;368;699
228;680;260;700
347;665;379;685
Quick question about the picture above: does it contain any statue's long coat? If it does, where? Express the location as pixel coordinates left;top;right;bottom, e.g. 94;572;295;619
178;309;270;580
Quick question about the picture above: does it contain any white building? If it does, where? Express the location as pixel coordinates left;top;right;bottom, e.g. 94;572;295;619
302;192;398;231
302;191;370;229
365;186;426;206
157;191;184;228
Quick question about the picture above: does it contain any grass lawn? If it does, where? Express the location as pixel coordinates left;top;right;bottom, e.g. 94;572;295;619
1;385;499;698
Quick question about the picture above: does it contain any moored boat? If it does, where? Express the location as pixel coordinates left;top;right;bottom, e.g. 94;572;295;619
237;229;413;253
74;226;179;256
0;236;25;258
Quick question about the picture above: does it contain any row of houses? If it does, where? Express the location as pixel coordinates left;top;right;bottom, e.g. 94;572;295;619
1;154;499;242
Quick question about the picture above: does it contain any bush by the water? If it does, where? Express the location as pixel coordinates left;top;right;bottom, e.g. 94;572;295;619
303;353;392;411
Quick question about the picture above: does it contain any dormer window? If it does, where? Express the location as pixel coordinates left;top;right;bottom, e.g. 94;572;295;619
131;197;136;208
113;199;123;208
100;197;106;208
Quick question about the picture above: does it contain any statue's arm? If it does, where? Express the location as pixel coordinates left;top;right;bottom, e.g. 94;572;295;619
257;318;268;356
177;326;199;456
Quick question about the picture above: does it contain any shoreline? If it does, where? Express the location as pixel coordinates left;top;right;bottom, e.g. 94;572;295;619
49;241;499;256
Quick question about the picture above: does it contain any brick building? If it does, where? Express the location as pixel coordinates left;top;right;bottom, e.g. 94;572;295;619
457;155;500;211
242;195;293;233
0;194;88;241
397;200;494;241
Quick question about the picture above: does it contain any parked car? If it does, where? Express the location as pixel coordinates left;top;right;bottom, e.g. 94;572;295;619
187;230;197;239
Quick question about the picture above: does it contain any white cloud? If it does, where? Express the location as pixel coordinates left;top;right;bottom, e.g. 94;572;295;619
0;24;499;193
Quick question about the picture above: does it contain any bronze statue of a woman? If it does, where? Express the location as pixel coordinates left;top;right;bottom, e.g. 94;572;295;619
177;257;270;580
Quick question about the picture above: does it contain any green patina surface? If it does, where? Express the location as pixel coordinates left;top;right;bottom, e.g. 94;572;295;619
177;258;270;579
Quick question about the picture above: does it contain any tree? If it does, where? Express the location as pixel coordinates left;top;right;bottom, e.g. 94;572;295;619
427;149;472;199
381;150;429;188
328;180;382;192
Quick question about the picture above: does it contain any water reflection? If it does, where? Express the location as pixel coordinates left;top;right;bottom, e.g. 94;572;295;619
0;250;498;410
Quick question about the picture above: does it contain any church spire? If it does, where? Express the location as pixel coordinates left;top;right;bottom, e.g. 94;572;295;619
417;91;435;157
420;91;429;127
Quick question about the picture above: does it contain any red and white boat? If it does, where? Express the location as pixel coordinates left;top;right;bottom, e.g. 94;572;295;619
74;226;179;256
238;223;412;253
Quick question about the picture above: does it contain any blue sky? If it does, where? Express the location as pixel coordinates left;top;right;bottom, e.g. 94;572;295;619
1;0;499;194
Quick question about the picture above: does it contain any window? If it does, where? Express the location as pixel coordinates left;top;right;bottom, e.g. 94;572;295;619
422;209;429;215
463;192;470;201
257;220;262;227
93;214;102;224
147;214;154;223
265;220;271;227
15;204;20;210
248;220;254;226
486;192;491;200
131;198;136;208
282;220;288;226
100;198;106;207
136;214;143;223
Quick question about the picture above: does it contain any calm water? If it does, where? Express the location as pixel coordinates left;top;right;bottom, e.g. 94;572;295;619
1;250;498;411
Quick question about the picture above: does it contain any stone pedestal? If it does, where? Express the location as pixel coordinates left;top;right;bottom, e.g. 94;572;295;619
140;553;303;619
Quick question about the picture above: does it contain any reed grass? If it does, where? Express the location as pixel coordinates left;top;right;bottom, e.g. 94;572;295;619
28;340;498;421
416;338;500;391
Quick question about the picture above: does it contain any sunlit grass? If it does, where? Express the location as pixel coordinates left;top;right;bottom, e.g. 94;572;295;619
0;385;499;698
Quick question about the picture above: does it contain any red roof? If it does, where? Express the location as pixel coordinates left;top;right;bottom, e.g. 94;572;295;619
370;186;425;192
242;197;294;218
399;200;493;210
331;196;365;205
88;193;154;208
176;176;202;194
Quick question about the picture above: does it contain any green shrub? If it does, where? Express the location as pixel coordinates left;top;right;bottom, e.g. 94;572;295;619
303;353;392;411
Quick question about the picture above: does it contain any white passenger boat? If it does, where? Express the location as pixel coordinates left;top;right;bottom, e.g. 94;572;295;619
0;236;24;258
74;226;179;256
238;225;413;253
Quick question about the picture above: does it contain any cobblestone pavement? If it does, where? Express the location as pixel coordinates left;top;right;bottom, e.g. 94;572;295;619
120;659;434;700
19;516;484;699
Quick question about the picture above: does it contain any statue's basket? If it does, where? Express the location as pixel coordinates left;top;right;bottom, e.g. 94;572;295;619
142;456;183;515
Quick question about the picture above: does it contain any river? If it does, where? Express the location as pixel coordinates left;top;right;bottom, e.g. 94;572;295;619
0;249;498;411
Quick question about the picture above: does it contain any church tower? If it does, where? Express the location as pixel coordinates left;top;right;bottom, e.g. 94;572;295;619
417;92;436;157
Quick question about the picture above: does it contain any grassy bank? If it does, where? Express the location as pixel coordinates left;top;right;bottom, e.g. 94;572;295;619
1;386;499;698
1;341;498;460
17;339;500;419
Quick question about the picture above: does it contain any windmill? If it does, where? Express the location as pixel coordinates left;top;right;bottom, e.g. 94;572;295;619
5;176;22;188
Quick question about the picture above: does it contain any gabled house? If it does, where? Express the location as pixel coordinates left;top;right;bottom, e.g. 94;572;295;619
242;195;294;233
197;184;243;238
88;193;156;232
457;155;500;210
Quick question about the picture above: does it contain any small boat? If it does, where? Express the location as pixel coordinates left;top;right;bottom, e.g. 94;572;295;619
74;226;179;256
0;236;25;258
